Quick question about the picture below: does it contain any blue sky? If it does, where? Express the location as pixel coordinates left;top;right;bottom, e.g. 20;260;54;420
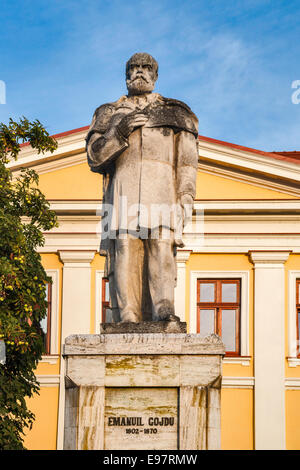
1;0;300;151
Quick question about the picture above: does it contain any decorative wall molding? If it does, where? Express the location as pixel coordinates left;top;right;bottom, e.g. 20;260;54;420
198;138;300;184
58;250;96;267
223;356;251;367
36;375;60;387
198;162;300;197
285;378;300;390
287;358;300;368
9;129;299;194
176;249;192;263
12;153;87;178
194;200;300;212
40;355;59;365
9;129;87;172
222;376;254;389
249;251;291;267
222;376;300;389
39;230;300;255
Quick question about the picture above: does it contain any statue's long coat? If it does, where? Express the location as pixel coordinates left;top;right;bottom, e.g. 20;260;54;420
86;93;198;272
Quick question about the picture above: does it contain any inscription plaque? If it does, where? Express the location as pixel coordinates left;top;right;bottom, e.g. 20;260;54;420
104;387;178;450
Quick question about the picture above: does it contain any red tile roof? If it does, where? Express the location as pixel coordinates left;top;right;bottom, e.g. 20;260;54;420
273;151;300;162
198;134;300;165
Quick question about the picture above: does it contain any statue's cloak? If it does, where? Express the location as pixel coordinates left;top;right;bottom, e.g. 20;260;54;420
86;95;198;146
86;94;198;270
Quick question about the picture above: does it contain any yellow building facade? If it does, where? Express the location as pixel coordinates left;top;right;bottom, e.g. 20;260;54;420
9;127;300;450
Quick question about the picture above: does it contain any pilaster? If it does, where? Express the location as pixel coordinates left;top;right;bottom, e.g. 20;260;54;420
175;250;192;321
59;250;96;342
249;250;291;450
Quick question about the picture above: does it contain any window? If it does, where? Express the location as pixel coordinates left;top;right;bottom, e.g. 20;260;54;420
40;283;52;355
102;278;113;323
297;279;300;357
197;279;240;356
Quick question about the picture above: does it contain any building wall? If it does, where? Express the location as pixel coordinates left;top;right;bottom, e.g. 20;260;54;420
23;386;59;450
19;147;300;450
286;391;300;450
221;389;254;450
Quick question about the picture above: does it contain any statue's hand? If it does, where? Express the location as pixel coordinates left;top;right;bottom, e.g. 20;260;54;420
180;194;193;208
180;194;193;224
117;113;148;138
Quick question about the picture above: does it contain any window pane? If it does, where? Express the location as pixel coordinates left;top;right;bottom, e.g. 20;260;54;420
199;309;215;336
298;309;300;353
40;315;48;335
222;309;236;351
41;285;50;334
199;283;215;302
105;281;110;302
222;283;237;302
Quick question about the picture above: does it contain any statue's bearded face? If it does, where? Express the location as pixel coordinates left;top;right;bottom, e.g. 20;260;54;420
126;53;158;95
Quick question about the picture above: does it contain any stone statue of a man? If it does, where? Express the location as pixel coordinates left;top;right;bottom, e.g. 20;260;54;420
86;53;198;323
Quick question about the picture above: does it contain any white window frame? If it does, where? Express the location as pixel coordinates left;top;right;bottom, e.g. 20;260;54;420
95;270;105;334
40;269;60;362
190;270;250;364
288;270;300;367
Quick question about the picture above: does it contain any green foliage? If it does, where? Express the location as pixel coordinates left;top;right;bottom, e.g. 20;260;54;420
0;117;58;449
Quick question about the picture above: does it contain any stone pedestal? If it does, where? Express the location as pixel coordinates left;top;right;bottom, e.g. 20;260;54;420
63;332;224;450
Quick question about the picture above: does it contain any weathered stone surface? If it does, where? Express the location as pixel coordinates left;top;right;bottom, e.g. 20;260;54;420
104;388;178;450
64;333;225;356
63;332;224;450
100;320;187;334
180;355;222;387
179;386;207;450
64;387;79;450
67;356;105;386
105;355;180;387
77;386;105;450
86;52;199;323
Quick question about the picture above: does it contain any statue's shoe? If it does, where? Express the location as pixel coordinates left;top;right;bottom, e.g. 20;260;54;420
164;313;181;322
156;302;180;322
121;311;140;323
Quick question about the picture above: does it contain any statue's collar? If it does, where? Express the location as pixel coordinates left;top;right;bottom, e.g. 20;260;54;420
115;93;163;110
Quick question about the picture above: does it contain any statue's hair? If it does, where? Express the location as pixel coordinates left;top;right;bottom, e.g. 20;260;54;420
126;52;158;79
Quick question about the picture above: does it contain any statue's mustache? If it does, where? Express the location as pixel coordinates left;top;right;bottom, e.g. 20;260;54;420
130;75;149;83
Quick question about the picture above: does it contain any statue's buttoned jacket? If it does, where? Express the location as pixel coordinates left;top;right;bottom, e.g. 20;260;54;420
86;94;198;236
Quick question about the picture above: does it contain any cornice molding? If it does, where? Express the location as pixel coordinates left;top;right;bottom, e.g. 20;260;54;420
176;249;192;263
223;356;251;366
221;376;254;389
194;200;300;212
198;139;300;183
37;232;300;254
40;355;59;365
285;378;300;389
8;130;87;172
287;358;300;368
58;250;96;265
249;251;291;265
221;376;300;389
7;131;299;196
48;199;300;216
36;375;60;386
198;162;300;197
